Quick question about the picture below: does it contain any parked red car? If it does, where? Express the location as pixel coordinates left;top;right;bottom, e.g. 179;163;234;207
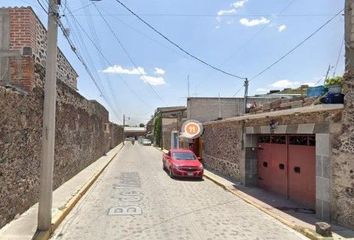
162;149;203;179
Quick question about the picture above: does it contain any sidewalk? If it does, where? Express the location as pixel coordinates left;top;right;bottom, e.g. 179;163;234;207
203;169;354;240
0;144;124;240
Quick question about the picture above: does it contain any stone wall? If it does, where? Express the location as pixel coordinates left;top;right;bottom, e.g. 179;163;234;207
0;78;123;228
330;72;354;228
202;121;242;180
202;108;342;181
201;106;347;224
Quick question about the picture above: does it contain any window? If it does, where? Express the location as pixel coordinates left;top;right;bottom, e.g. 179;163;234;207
289;136;308;145
172;152;196;160
271;135;286;144
258;135;270;143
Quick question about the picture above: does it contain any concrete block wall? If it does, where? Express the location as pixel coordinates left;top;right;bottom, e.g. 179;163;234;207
187;97;276;123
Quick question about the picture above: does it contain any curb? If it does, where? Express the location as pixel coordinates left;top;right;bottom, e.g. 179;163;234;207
154;146;329;240
203;172;330;240
32;144;124;240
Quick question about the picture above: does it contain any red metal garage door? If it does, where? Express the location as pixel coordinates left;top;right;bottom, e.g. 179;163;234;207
257;135;316;209
288;136;316;209
257;135;288;198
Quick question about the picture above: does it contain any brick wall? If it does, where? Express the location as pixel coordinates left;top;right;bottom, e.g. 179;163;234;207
0;7;78;91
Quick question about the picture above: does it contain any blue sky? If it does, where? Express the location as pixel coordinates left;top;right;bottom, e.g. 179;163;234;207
4;0;345;124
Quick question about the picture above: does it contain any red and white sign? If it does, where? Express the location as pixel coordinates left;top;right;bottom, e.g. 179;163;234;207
181;120;203;139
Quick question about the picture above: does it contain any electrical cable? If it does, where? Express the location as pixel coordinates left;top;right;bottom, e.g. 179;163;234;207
113;0;246;80
250;9;344;81
40;0;123;121
93;3;166;104
65;5;153;108
55;11;122;120
80;0;124;116
333;38;344;77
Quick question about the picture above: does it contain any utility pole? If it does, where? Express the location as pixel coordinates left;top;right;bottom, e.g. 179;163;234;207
123;114;125;145
243;78;249;114
37;0;59;231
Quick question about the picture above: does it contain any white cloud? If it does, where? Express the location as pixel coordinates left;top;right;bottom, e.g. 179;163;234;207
154;67;165;75
217;8;236;16
239;17;270;27
102;65;146;75
215;25;221;29
278;24;287;32
270;80;300;89
256;88;269;93
232;0;248;9
140;75;166;86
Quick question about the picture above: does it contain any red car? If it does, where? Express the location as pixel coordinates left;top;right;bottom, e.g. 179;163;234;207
162;149;203;179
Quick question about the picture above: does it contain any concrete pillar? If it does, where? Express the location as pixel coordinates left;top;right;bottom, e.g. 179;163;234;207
315;133;331;220
242;134;258;186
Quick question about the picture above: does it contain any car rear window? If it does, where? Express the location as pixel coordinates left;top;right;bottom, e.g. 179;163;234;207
172;152;196;160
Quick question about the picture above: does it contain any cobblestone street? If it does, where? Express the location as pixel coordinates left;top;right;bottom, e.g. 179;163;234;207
51;143;308;240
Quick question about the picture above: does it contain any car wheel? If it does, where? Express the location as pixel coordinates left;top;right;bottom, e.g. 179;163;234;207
169;168;174;179
162;162;166;170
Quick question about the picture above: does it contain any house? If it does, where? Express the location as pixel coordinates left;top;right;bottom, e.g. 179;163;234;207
151;106;187;149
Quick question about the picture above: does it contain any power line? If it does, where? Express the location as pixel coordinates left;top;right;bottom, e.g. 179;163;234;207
40;0;124;121
77;0;123;117
333;38;344;77
223;0;297;65
71;13;335;18
113;0;246;80
232;86;244;97
54;11;122;121
61;4;123;120
227;0;297;97
250;9;344;81
65;5;153;108
93;3;166;104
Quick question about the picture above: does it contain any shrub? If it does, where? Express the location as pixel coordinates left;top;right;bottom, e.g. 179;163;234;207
324;76;343;86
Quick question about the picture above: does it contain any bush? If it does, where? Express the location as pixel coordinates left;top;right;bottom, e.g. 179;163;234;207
324;76;343;86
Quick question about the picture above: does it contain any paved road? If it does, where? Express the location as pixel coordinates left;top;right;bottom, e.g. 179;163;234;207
51;143;308;240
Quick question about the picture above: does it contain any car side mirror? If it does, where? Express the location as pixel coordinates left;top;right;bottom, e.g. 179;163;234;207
197;157;202;161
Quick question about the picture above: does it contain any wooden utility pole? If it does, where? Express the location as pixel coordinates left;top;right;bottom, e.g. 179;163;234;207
37;0;59;231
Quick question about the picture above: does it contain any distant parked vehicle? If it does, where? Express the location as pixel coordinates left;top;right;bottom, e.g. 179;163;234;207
162;149;203;180
142;138;152;146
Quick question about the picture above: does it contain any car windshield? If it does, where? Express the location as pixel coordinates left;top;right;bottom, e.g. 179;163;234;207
172;152;196;160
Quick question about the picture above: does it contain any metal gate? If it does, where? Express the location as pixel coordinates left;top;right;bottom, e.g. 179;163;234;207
257;135;316;209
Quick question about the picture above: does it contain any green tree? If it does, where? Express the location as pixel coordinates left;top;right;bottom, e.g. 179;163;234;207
139;123;145;127
153;114;162;147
